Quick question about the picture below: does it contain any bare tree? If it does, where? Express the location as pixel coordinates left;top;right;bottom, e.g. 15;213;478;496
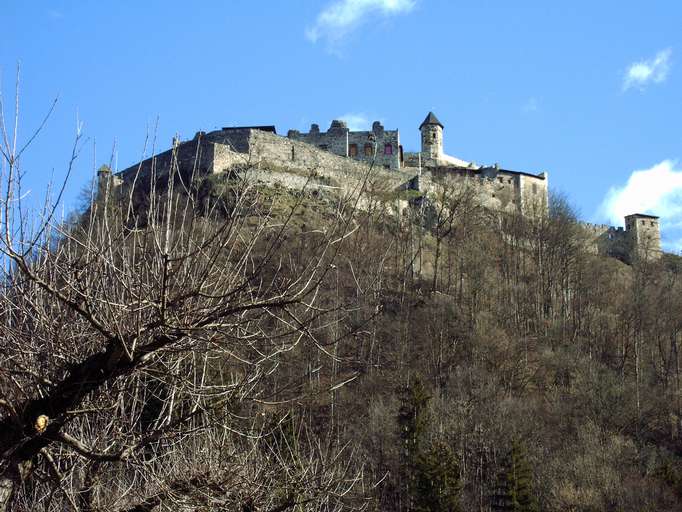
0;79;369;511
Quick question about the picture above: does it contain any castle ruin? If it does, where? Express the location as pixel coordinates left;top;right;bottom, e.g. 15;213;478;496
115;111;662;262
287;120;401;170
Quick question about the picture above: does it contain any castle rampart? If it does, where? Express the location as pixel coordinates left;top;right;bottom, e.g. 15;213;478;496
406;164;548;217
117;126;408;205
287;120;401;170
580;215;661;262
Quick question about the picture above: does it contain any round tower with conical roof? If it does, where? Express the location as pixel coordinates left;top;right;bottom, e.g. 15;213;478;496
419;111;444;160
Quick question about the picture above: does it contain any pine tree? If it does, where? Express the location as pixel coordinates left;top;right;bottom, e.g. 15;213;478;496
413;441;462;512
397;375;431;466
492;440;539;512
397;376;462;511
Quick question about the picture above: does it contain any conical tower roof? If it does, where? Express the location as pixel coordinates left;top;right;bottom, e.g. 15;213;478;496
419;111;444;129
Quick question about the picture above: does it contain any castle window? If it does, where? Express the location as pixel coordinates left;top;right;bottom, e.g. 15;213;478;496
364;143;373;156
319;144;328;151
384;144;393;155
532;183;537;194
498;177;503;183
348;144;358;157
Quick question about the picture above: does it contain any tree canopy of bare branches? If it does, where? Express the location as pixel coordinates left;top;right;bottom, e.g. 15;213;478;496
0;81;370;511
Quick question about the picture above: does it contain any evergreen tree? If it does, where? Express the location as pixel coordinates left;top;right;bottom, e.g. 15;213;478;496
397;377;461;511
413;440;462;512
397;375;432;466
492;440;539;512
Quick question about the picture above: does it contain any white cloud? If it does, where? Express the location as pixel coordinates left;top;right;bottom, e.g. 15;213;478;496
623;48;672;91
337;112;370;131
598;160;682;252
306;0;415;46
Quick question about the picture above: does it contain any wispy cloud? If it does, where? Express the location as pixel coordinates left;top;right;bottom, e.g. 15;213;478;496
598;160;682;252
47;9;64;19
337;112;370;131
623;48;672;91
521;97;539;113
306;0;415;48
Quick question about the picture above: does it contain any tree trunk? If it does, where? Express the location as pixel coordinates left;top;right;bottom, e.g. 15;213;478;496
0;476;15;512
0;462;28;512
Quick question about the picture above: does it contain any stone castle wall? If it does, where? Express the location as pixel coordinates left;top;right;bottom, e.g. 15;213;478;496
580;222;628;258
403;152;474;169
411;165;548;217
287;120;401;170
518;172;549;215
625;215;662;260
117;127;407;206
580;218;662;262
117;136;221;183
118;128;549;219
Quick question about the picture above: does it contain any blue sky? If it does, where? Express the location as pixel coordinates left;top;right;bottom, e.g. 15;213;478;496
2;1;682;250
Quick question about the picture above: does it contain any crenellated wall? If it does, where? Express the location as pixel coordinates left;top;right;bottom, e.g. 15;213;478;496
287;120;401;170
580;217;661;261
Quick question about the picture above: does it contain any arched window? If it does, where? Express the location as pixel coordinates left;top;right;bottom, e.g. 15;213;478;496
349;144;358;157
384;144;393;155
364;143;373;156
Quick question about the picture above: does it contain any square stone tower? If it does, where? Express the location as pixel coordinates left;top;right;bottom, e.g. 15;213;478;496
625;213;661;260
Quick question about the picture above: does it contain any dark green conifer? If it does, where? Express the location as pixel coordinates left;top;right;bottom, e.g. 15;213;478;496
397;375;431;465
492;440;539;512
413;440;462;512
397;376;462;511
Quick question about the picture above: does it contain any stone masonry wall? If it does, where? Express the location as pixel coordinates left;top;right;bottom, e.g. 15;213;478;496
580;222;629;258
117;128;407;194
117;136;218;183
518;172;549;215
246;129;407;196
580;219;663;262
413;165;548;217
625;215;662;259
287;120;401;170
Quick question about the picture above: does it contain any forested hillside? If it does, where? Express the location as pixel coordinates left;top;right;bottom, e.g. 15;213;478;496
2;156;682;511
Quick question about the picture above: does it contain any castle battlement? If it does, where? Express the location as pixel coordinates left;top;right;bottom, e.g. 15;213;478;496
580;215;661;262
287;120;401;170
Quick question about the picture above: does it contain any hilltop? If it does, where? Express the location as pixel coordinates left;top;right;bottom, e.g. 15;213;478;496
1;116;681;512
